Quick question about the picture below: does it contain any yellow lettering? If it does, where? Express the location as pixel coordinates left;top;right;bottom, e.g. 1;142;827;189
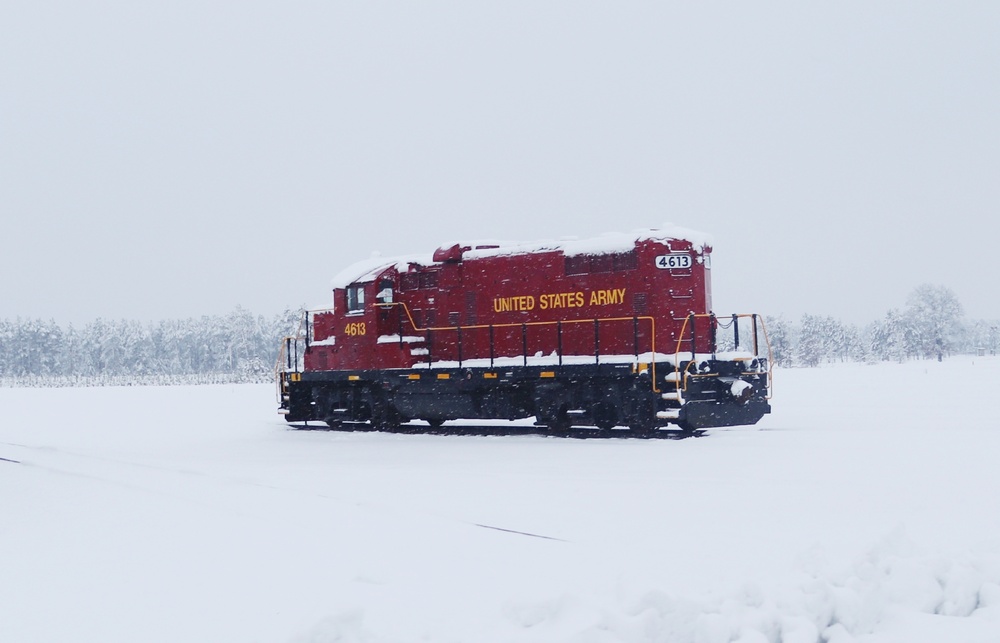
344;322;366;336
590;291;607;305
585;289;626;306
495;289;627;312
537;291;585;309
493;295;536;312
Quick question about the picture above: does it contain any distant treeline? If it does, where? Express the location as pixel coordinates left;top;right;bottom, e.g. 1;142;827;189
1;285;996;388
766;284;998;367
0;307;301;387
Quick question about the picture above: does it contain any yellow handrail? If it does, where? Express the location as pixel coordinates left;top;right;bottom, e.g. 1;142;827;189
286;305;774;401
672;313;773;399
274;310;307;404
274;335;290;404
375;301;661;392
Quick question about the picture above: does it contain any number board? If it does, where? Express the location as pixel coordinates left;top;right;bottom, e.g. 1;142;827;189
654;254;692;270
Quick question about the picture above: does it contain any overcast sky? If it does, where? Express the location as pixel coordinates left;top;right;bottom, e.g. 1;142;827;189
2;1;997;326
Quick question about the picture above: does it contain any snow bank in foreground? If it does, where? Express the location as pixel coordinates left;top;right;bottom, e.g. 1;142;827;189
295;532;1000;643
4;359;1000;643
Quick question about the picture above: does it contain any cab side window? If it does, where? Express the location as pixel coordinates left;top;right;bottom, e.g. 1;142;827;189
346;284;365;313
376;279;394;303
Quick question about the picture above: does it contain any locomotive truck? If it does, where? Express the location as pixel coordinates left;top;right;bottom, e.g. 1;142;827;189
276;227;771;434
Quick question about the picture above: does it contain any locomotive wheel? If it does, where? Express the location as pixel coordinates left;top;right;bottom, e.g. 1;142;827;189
424;418;445;429
628;411;655;437
593;402;617;430
544;405;572;433
675;420;697;435
629;422;654;437
370;401;402;430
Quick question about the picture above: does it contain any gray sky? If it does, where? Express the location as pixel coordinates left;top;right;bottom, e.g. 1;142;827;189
2;1;997;326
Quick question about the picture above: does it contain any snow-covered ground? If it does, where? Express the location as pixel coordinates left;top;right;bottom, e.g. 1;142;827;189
2;358;1000;643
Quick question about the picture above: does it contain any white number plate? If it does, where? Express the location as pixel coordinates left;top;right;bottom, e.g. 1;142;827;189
655;254;692;270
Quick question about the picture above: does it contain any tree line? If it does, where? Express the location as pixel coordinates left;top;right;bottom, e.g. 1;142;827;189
765;284;998;367
0;307;301;387
1;284;996;387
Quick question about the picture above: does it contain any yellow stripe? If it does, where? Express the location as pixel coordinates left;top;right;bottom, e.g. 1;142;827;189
483;372;498;379
348;375;360;381
437;373;450;380
408;374;421;380
540;371;555;378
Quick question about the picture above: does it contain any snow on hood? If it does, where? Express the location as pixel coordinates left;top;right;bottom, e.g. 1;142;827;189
463;224;714;260
329;225;713;288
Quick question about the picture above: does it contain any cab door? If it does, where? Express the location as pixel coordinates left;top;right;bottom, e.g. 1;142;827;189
374;277;401;338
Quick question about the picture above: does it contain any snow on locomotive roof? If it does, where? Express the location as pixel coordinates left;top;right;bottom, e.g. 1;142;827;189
330;225;712;288
464;225;713;260
330;252;434;289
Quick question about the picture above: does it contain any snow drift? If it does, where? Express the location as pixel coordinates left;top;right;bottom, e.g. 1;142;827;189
2;357;1000;642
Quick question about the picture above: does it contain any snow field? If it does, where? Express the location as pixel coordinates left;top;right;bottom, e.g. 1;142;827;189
2;358;1000;642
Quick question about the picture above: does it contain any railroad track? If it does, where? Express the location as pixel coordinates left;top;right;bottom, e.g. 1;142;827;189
286;421;703;439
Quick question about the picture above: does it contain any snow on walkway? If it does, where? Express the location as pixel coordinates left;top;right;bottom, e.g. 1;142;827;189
2;358;1000;642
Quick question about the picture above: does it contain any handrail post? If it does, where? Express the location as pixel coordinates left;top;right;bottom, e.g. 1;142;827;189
710;313;717;361
489;325;495;369
457;326;463;368
594;318;600;365
398;305;404;348
732;313;740;352
633;316;639;359
521;323;527;367
689;313;696;362
557;321;563;366
752;314;759;356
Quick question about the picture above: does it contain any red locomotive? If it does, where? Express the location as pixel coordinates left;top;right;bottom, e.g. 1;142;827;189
276;227;771;434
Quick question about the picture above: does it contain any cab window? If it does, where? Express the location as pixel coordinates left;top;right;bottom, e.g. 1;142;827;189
376;279;394;304
346;284;365;313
